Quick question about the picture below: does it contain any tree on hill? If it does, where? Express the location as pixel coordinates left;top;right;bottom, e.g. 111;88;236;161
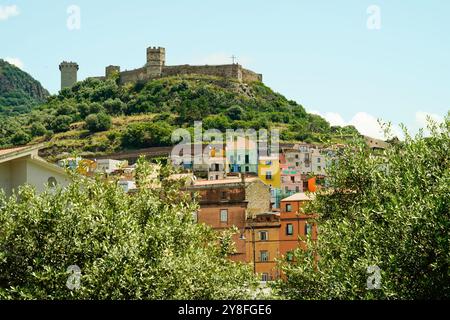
0;159;259;299
275;116;450;299
0;59;49;115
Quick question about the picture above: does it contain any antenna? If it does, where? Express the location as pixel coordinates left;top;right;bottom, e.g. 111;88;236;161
230;55;237;64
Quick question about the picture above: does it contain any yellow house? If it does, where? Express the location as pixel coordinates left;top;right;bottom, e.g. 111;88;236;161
258;155;281;188
0;144;70;197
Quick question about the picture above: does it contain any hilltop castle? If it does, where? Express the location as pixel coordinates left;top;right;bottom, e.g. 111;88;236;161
59;46;263;90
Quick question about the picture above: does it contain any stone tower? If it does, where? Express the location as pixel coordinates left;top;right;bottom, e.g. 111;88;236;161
146;47;165;77
59;61;79;90
105;65;121;79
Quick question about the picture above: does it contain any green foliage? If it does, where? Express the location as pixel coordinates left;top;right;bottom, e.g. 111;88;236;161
226;105;244;120
0;160;258;299
10;130;31;146
85;113;112;133
0;59;49;116
275;116;450;299
51;115;72;133
121;122;173;148
0;74;358;150
30;122;47;137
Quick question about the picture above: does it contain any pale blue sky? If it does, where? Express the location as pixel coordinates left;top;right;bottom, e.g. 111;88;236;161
1;0;449;138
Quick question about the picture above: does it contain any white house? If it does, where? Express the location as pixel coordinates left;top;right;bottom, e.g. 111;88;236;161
0;144;70;197
95;159;127;174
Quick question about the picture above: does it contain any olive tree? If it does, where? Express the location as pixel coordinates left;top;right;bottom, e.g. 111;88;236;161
275;115;449;300
0;159;258;299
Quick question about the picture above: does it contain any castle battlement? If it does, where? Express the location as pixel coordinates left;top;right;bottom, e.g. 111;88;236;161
60;46;263;90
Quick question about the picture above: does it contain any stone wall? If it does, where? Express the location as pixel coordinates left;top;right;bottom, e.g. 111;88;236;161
119;67;147;84
242;68;263;83
162;64;243;81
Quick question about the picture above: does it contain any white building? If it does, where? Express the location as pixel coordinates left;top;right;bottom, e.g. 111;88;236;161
0;145;70;197
95;159;127;174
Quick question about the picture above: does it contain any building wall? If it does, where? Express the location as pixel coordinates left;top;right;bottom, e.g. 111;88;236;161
1;157;70;197
279;199;317;258
245;180;272;219
9;159;27;192
245;218;280;281
258;157;281;189
25;159;70;194
197;203;248;262
0;162;11;196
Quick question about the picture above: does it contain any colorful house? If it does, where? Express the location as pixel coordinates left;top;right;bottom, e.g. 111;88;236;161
279;193;317;262
245;212;281;282
226;136;258;174
257;155;281;208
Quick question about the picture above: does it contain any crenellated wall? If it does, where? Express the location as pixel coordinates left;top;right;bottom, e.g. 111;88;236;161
162;64;242;81
87;47;263;86
119;67;147;84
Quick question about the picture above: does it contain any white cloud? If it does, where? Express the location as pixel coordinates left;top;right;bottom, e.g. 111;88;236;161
349;112;385;139
415;111;444;128
193;53;252;66
310;110;404;140
5;57;24;69
323;112;347;127
0;5;20;21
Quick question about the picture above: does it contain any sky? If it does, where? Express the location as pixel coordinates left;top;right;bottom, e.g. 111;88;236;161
1;0;449;139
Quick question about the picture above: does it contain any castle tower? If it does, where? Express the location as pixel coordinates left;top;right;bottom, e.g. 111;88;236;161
59;61;79;90
146;47;165;77
105;65;121;79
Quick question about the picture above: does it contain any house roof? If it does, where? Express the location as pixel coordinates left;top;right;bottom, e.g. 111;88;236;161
0;144;68;177
193;176;259;186
281;192;315;202
0;144;43;163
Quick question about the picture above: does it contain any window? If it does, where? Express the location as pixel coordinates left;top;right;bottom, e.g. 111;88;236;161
285;186;289;193
266;171;272;180
305;223;313;236
286;204;292;212
220;209;228;223
286;251;294;262
295;186;300;193
286;223;294;235
259;231;268;241
47;177;57;188
260;251;269;262
261;273;269;282
295;154;299;159
221;191;227;200
290;176;295;183
296;162;300;167
245;155;250;164
317;157;321;163
245;166;249;172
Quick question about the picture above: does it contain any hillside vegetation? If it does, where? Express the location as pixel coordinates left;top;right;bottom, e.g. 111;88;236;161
0;73;358;159
0;59;49;116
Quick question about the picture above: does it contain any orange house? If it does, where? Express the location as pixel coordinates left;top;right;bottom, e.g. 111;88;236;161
245;212;281;282
279;193;317;261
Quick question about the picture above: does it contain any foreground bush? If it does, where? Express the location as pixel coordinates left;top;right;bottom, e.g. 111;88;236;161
0;160;258;299
275;116;450;299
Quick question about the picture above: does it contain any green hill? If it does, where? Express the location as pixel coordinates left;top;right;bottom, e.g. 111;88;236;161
0;59;49;115
0;74;358;159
